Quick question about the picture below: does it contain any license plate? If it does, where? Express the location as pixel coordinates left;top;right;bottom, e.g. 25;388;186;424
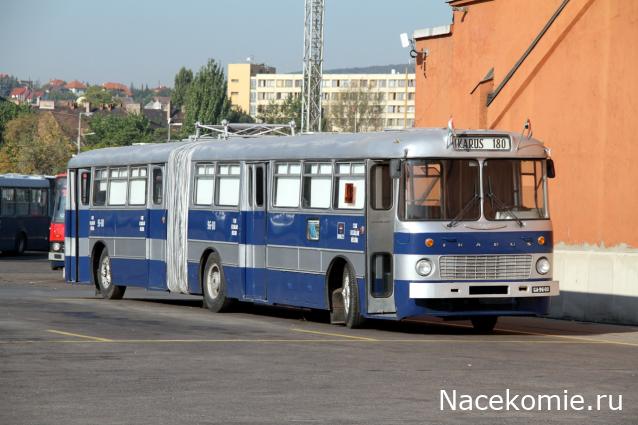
532;285;551;294
453;136;511;151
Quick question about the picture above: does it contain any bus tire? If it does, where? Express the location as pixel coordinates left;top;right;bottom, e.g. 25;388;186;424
14;233;26;255
471;316;498;333
97;249;126;300
202;253;233;313
342;264;365;329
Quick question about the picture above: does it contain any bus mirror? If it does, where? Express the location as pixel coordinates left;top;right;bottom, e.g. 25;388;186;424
547;159;556;179
390;159;402;178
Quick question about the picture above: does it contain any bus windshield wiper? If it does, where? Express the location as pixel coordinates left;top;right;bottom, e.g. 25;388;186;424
447;190;480;228
486;178;524;227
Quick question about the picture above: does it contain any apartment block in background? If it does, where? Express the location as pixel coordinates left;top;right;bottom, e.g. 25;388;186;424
227;64;415;130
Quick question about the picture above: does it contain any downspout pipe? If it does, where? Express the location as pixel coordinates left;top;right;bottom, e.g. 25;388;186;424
487;0;570;106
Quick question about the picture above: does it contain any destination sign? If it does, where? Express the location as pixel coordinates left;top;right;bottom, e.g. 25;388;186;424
453;136;511;151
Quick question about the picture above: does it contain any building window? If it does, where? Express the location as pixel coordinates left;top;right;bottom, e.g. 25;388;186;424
379;80;387;88
231;79;239;83
408;79;415;87
389;80;396;88
285;79;293;88
408;92;415;101
295;80;302;88
273;162;301;208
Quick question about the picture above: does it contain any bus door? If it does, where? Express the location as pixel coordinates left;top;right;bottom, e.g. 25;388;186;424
244;163;268;300
148;165;166;289
365;160;397;314
67;168;91;282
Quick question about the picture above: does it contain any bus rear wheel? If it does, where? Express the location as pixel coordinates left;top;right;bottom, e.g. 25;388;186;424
471;316;498;333
97;249;126;300
342;264;365;329
202;253;233;313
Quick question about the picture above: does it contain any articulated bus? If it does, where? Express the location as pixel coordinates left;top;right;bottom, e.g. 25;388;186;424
0;174;51;254
65;128;559;331
49;173;67;269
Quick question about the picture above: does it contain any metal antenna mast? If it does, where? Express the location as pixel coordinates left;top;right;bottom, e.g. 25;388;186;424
301;0;325;133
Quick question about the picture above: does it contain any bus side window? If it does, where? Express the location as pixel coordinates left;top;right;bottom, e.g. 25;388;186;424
30;188;47;216
194;163;215;206
216;164;241;207
15;188;29;216
1;188;15;216
302;162;332;209
152;168;163;205
273;162;301;208
80;171;90;205
334;162;365;209
93;169;107;206
128;166;147;206
371;164;392;210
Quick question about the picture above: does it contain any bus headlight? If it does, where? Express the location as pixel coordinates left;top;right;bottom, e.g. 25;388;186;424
52;242;61;251
416;258;434;277
536;257;551;275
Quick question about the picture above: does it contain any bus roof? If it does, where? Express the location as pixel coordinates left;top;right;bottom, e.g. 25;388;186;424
0;174;51;188
67;128;548;168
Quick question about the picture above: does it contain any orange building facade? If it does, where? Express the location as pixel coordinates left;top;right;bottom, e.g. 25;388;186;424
413;0;638;324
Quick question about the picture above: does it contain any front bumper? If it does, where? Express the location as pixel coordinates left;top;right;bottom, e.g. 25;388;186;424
409;280;559;299
49;252;65;261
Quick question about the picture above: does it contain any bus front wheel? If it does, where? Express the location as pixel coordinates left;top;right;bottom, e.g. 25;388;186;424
202;253;233;313
342;264;365;329
471;316;498;333
97;249;126;300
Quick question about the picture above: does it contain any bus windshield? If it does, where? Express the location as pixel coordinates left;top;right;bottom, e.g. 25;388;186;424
52;177;66;223
402;159;480;221
483;159;547;221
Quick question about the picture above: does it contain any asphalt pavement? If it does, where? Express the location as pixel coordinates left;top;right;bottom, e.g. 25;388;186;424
1;253;636;424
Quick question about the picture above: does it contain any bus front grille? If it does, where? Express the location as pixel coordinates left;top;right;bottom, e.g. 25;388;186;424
439;255;532;280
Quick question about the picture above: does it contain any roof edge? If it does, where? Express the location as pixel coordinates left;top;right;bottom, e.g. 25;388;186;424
413;25;452;40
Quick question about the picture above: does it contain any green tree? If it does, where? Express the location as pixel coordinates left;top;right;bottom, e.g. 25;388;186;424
326;86;385;132
257;94;301;130
0;75;20;97
171;67;193;110
0;112;73;174
183;59;231;134
0;98;31;145
84;85;114;107
84;114;154;149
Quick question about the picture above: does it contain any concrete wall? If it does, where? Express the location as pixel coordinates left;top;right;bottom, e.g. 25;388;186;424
551;245;638;325
414;0;638;324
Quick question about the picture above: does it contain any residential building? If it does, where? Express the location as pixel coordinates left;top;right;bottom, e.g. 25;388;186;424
144;96;171;112
102;82;132;97
228;64;416;130
413;0;638;324
65;80;87;95
227;63;276;114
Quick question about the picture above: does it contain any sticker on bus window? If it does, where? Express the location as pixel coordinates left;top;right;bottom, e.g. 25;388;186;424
344;183;354;204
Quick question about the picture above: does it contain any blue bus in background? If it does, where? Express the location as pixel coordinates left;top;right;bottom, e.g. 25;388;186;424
65;128;559;332
0;174;51;254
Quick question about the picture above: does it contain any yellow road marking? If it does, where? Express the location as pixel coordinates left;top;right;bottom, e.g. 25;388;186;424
406;319;638;348
290;327;377;341
47;329;113;342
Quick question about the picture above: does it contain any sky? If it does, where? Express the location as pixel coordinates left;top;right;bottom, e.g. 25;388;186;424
0;0;451;87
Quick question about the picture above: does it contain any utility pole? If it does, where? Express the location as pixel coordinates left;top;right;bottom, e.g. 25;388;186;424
301;0;325;133
76;112;92;154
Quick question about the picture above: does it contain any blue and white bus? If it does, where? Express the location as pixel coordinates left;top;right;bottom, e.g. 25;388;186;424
65;128;558;331
0;174;51;254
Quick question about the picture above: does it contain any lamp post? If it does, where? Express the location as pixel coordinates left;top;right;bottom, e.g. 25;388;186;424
77;112;92;154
